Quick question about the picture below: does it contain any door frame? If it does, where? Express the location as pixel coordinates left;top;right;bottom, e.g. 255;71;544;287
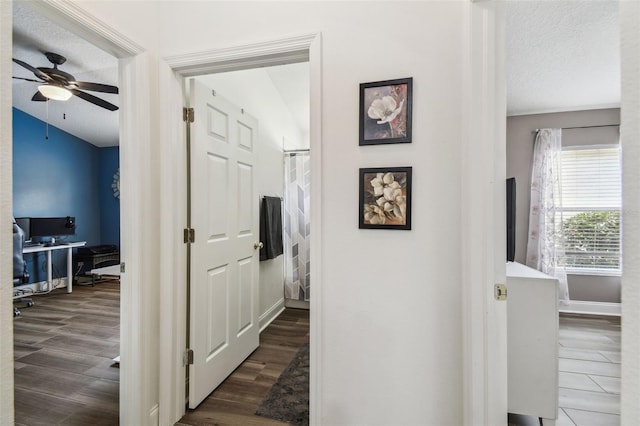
0;2;14;422
461;1;508;424
0;1;151;425
621;2;640;423
157;33;323;424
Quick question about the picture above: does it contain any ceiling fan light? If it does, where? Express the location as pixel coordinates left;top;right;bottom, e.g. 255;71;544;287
38;84;72;101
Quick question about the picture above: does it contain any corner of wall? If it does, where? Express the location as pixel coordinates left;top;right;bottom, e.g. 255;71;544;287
259;297;285;332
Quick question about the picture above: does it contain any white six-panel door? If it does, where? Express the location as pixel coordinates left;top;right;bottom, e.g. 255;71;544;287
188;79;260;408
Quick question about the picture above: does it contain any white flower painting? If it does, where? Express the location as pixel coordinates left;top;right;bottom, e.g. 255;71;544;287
368;96;404;125
360;78;412;145
360;167;412;230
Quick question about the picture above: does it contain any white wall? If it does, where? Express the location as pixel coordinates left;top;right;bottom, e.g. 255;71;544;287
196;67;307;327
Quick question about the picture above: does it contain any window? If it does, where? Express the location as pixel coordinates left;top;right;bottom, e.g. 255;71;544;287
558;146;621;274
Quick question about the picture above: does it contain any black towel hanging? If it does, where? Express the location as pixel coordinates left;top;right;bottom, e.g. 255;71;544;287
259;196;284;261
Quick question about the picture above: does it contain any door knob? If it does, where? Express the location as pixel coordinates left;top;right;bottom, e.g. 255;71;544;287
254;242;264;250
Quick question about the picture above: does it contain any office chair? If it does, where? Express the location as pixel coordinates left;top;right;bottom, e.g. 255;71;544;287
13;219;32;317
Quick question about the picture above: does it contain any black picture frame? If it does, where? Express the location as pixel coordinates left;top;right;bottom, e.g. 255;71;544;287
359;77;413;146
359;167;412;230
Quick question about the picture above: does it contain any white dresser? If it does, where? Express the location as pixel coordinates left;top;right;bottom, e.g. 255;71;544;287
507;261;559;426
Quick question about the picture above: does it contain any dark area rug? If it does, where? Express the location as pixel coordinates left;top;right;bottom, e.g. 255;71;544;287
256;342;309;425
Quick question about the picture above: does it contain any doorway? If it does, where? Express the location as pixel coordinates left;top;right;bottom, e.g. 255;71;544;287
186;61;310;410
505;1;622;425
1;1;150;425
158;33;321;424
11;2;122;424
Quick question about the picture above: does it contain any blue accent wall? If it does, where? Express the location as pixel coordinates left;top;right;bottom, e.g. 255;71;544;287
12;108;119;282
98;146;120;247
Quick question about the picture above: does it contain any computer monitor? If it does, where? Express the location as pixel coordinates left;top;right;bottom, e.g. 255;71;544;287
30;217;76;241
15;217;31;241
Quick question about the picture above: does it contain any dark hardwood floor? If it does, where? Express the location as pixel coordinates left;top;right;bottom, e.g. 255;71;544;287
13;280;120;426
178;308;310;426
13;282;308;426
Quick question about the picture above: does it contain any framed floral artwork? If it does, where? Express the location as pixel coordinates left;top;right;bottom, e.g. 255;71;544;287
359;167;412;230
359;77;413;145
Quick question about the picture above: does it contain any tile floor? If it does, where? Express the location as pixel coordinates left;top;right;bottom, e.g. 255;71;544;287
510;314;620;426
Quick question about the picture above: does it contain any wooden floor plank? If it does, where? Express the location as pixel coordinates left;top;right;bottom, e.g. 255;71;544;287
13;280;120;426
14;387;86;426
179;308;310;426
16;347;109;374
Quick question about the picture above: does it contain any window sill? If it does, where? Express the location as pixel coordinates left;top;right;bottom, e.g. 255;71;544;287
566;268;621;277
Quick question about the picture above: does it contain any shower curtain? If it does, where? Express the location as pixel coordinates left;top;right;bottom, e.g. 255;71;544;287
283;152;311;301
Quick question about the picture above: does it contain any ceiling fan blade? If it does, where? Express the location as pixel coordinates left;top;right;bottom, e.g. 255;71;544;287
71;81;119;94
70;89;119;111
12;58;51;82
13;76;43;83
31;91;48;102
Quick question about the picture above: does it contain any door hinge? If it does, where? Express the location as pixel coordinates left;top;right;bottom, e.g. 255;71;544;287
184;228;195;244
183;348;194;366
183;107;194;123
494;283;507;301
120;262;126;273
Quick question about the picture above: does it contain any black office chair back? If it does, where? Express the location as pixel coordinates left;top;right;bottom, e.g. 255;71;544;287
13;221;29;285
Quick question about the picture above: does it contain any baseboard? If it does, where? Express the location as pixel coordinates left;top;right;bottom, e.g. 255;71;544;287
13;278;67;297
284;298;310;310
560;300;621;317
259;298;285;333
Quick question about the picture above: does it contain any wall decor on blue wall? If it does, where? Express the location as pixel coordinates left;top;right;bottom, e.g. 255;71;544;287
111;168;120;199
13;108;120;282
99;147;121;247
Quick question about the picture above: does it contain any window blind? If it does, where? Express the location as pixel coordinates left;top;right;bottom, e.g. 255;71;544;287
558;146;621;272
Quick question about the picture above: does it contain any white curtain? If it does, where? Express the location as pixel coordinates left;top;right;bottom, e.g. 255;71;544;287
526;128;570;304
283;152;311;301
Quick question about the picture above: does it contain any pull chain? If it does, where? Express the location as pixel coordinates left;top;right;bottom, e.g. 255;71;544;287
45;100;49;140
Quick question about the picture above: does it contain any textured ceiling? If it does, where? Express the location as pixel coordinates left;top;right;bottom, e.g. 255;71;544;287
506;0;620;116
12;1;119;147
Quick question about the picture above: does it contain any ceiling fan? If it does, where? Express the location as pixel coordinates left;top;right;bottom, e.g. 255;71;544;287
12;52;119;111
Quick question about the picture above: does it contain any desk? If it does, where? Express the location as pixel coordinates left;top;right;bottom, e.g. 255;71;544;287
23;241;86;293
